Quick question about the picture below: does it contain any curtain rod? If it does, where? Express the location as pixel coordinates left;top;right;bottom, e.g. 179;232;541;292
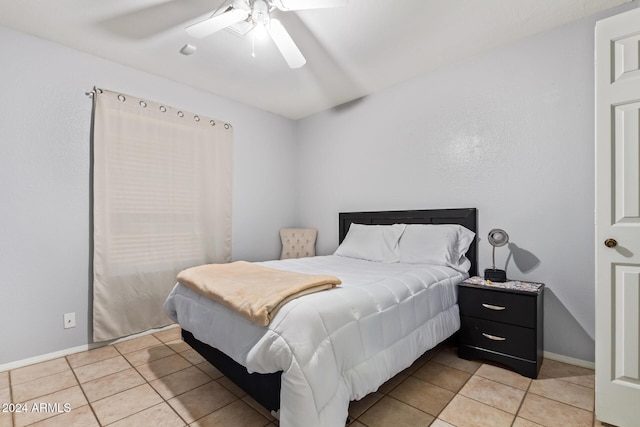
85;87;103;98
84;87;232;129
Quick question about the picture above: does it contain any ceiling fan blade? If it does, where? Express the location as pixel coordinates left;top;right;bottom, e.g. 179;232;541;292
266;18;306;68
275;0;348;11
186;7;249;38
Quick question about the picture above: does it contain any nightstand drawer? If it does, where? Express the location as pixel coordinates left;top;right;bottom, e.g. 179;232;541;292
460;316;536;361
459;286;536;328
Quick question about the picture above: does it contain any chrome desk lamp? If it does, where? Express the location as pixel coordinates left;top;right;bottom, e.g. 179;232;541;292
484;228;509;282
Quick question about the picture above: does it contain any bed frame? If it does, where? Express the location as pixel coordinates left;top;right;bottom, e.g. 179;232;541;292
182;207;477;413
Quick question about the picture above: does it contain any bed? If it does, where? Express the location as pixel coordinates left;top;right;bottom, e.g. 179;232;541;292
164;208;477;426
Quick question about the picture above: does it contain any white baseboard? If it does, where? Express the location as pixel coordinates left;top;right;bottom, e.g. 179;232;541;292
0;324;178;373
543;350;595;370
0;343;104;372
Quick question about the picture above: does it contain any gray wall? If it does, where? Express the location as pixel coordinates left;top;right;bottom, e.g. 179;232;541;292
0;26;297;365
295;2;638;362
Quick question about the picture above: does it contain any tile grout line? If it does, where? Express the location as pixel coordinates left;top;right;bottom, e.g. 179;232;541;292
510;374;533;427
64;354;102;427
436;362;519;427
9;335;597;427
130;333;250;426
166;345;277;426
524;380;596;413
8;370;14;427
58;337;178;426
111;334;191;427
354;344;474;425
14;358;83;427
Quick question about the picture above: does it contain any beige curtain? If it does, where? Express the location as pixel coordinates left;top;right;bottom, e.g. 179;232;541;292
92;89;233;342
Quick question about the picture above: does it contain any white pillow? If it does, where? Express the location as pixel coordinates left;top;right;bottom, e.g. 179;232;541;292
398;224;475;272
334;223;406;263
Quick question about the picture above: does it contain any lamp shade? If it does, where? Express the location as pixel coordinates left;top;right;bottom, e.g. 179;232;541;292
488;229;509;248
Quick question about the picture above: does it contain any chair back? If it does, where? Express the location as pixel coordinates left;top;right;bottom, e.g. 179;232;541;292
280;228;318;259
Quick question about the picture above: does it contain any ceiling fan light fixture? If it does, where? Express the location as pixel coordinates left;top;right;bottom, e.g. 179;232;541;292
251;0;270;26
252;21;269;40
185;0;347;68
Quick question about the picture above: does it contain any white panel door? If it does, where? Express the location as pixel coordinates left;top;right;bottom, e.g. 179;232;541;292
595;8;640;427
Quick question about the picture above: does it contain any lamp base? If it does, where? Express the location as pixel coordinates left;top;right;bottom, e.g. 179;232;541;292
484;268;507;282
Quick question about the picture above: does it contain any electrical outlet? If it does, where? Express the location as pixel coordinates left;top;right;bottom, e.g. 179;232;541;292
63;312;76;329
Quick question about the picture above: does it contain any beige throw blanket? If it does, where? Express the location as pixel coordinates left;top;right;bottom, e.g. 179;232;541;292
176;261;342;326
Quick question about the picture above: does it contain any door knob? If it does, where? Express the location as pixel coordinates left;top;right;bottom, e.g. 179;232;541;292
604;238;617;248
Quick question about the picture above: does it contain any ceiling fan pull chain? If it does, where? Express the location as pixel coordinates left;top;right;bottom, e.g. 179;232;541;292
252;32;256;58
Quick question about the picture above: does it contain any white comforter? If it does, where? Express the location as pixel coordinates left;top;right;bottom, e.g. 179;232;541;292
164;255;464;427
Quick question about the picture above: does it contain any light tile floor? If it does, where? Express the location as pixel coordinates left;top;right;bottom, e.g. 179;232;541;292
0;327;609;427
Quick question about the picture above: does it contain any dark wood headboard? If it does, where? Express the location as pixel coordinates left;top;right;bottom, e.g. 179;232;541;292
338;208;478;277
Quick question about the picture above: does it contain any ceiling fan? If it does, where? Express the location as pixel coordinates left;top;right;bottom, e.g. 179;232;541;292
185;0;348;68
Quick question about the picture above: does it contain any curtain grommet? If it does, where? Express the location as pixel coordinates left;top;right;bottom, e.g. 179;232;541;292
117;94;126;102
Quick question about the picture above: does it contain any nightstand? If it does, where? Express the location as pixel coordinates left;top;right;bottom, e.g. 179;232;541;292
457;276;544;379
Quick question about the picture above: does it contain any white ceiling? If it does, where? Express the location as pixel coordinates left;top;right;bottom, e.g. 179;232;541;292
0;0;630;119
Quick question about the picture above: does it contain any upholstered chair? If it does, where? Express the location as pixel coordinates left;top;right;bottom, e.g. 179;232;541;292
280;228;318;259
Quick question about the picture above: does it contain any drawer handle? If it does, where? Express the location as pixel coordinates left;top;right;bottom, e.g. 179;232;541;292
482;303;506;311
482;333;506;341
